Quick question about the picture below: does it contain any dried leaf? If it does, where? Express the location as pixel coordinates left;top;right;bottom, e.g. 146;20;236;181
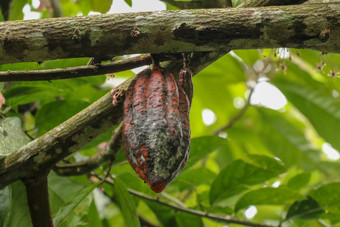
38;0;53;13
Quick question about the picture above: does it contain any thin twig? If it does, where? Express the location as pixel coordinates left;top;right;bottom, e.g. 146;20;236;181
53;122;123;176
91;175;275;227
214;88;254;135
0;54;163;82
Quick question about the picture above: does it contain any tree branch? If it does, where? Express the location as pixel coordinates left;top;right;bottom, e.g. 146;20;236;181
53;122;123;176
0;3;339;64
160;0;232;9
94;176;275;227
0;54;157;82
239;0;309;7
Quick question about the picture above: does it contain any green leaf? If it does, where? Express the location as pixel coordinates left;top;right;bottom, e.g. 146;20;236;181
287;172;311;190
4;84;62;107
286;197;323;220
0;10;4;21
9;0;27;20
185;136;231;171
175;212;203;227
173;168;217;190
209;155;286;204
273;76;340;152
309;182;340;215
145;200;176;226
112;178;140;227
258;108;321;171
48;173;87;203
117;172;151;195
0;117;31;157
53;183;99;226
35;100;89;136
124;0;132;7
79;0;92;15
82;200;103;227
235;187;304;211
91;0;113;13
3;181;32;227
0;187;10;227
197;53;246;84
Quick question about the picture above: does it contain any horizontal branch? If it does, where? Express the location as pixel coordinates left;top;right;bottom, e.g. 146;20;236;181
0;54;153;82
0;3;340;64
240;0;308;7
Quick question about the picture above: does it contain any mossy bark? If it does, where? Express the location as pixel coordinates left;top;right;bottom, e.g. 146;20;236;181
0;3;339;64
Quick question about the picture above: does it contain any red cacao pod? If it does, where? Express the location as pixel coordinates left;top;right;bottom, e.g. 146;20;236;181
123;66;190;193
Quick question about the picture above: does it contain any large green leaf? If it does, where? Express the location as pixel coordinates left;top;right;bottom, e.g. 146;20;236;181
0;187;10;227
209;155;286;204
48;173;87;203
35;100;89;136
112;178;140;227
3;84;63;107
145;200;176;226
273;76;340;152
0;117;31;157
309;182;340;216
2;182;32;227
53;182;99;226
91;0;113;13
285;197;323;220
235;187;304;211
184;136;231;171
124;0;132;7
173;167;217;191
175;212;203;227
287;172;311;190
82;200;102;227
9;0;26;20
258;108;321;171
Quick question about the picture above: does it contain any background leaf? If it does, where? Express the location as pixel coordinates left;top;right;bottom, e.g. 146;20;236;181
235;187;304;211
273;76;340;152
209;155;287;204
112;178;140;227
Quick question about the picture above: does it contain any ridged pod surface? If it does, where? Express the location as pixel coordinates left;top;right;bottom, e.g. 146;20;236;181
123;66;191;193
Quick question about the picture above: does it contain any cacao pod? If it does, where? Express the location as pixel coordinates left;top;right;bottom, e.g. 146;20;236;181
122;66;191;193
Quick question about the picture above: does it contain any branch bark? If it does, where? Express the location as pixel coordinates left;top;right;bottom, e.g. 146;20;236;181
239;0;308;7
0;54;155;82
0;3;340;64
160;0;232;9
53;122;123;176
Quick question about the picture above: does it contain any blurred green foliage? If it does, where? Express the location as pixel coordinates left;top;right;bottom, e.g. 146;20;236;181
1;0;340;226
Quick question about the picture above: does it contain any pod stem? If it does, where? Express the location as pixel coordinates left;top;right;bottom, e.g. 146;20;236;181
151;54;161;67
